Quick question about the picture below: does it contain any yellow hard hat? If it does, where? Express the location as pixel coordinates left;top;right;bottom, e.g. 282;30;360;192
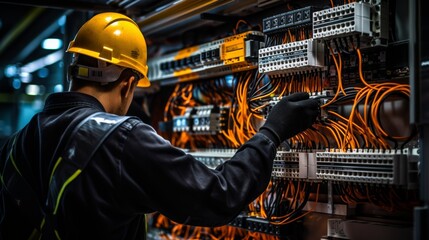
66;12;150;87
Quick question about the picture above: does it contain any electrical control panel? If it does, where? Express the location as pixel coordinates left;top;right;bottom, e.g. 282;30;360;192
144;0;419;239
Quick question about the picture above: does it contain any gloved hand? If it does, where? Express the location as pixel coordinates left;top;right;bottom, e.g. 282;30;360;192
259;92;319;146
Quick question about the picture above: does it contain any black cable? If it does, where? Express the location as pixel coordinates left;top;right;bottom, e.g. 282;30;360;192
374;91;411;149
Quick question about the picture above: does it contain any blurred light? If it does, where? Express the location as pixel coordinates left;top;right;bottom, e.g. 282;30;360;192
21;50;63;73
57;15;66;26
4;65;18;77
26;84;39;95
19;72;32;83
225;74;234;87
37;68;49;78
54;84;64;93
25;84;45;96
42;38;63;50
12;78;21;89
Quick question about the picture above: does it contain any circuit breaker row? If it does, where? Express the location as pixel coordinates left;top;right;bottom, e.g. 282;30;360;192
189;148;419;188
147;31;265;82
172;105;229;134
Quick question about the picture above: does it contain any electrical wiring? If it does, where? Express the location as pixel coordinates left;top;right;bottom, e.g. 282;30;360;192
154;214;170;229
171;224;183;239
163;75;255;149
290;133;304;150
365;185;395;212
152;213;285;239
304;128;323;149
339;184;362;205
356;48;375;89
319;52;412;150
266;182;319;226
337;184;359;205
220;71;265;145
248;73;278;97
163;84;181;122
165;83;197;128
331;182;420;213
159;234;170;240
310;126;330;149
249;82;280;103
270;180;289;219
268;181;299;221
324;118;348;150
338;82;413;150
233;19;252;35
211;226;227;240
334;103;362;150
277;183;320;226
351;87;389;149
323;45;346;108
316;122;342;148
371;85;411;141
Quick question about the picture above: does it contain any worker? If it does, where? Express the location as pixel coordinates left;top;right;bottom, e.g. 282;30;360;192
0;12;319;240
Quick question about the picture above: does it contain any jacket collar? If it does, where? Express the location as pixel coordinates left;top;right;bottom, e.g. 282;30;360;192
43;92;106;112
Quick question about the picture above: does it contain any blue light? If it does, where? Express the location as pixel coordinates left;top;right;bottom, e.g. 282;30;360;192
12;78;21;89
42;38;63;50
57;15;66;26
53;84;64;93
37;68;49;78
4;65;18;77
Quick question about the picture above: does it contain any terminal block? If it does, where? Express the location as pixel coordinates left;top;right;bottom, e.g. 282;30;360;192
187;146;419;188
191;105;229;134
258;39;325;76
148;31;265;83
188;149;235;169
313;1;388;47
229;215;292;238
172;107;194;132
172;105;229;134
314;148;418;187
315;149;399;184
313;2;372;40
272;150;307;179
263;6;319;34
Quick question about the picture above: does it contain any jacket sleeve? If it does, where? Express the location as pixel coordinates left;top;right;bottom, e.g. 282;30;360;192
119;122;277;227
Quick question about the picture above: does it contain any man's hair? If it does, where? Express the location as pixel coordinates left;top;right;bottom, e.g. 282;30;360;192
69;54;137;92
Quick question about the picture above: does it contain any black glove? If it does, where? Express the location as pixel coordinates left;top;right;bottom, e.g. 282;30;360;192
259;92;319;146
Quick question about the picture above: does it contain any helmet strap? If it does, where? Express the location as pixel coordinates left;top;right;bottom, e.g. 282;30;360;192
68;54;125;84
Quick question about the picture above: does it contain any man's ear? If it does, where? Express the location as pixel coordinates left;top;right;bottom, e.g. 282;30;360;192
121;75;136;99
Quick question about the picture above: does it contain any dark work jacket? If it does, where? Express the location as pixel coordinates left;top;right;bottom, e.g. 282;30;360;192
0;92;277;240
